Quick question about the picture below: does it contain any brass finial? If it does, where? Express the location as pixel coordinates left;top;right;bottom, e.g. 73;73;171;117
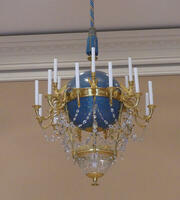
86;172;104;186
92;176;99;186
88;72;98;90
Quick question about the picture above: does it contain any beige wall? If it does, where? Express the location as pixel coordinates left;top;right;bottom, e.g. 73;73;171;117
0;75;180;200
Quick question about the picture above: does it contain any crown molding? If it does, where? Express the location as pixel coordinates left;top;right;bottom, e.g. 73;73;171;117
0;28;180;81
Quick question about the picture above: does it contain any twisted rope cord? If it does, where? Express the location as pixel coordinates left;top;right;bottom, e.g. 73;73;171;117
86;0;98;57
90;0;94;27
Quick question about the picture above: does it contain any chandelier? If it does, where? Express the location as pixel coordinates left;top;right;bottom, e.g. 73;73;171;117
33;0;156;186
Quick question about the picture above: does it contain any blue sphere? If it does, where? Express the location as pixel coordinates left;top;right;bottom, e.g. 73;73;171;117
66;71;122;130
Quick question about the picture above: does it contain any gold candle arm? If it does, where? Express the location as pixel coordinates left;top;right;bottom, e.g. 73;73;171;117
32;105;54;129
120;81;134;96
145;105;156;122
120;92;141;109
119;80;141;110
33;83;68;130
53;82;58;94
133;104;156;128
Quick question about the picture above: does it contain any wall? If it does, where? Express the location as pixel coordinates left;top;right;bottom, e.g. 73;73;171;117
0;75;180;200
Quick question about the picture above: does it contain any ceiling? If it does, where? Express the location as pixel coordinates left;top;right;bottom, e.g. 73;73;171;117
0;76;180;200
1;0;180;35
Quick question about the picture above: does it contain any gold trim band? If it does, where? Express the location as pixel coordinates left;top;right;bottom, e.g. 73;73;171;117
74;147;115;158
66;87;121;103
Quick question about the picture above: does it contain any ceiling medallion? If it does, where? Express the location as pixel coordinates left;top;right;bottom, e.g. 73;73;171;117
33;0;156;185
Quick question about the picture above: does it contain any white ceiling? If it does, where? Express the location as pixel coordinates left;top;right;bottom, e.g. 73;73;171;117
1;0;180;35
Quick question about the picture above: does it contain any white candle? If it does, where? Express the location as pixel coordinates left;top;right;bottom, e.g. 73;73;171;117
39;94;42;116
48;69;52;94
134;68;140;93
57;76;61;90
145;92;150;116
91;47;95;73
108;62;113;87
125;75;129;88
128;57;133;81
53;58;58;83
148;81;154;104
75;63;80;88
35;80;39;105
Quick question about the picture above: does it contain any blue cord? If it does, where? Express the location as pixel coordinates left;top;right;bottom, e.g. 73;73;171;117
90;0;94;27
86;0;98;58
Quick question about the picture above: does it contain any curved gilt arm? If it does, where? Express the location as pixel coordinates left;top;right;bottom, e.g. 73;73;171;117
145;105;156;122
120;81;135;96
119;81;156;128
32;86;67;129
133;104;156;128
32;105;55;129
120;92;141;109
119;81;141;109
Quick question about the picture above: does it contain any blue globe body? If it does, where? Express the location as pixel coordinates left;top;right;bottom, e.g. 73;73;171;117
67;71;122;130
